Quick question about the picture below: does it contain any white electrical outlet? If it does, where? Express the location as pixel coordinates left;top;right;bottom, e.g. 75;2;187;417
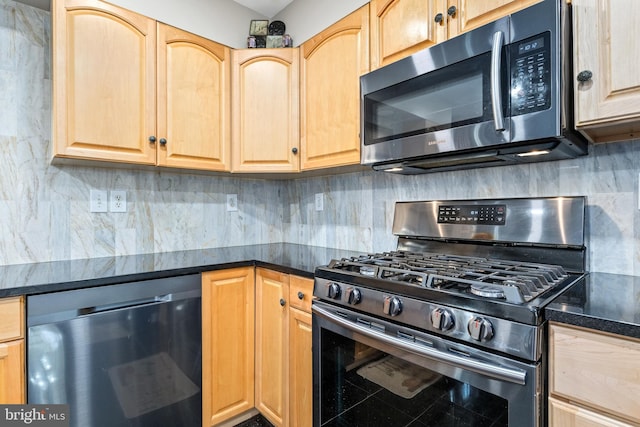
227;194;238;212
90;190;108;213
110;190;127;212
315;193;324;211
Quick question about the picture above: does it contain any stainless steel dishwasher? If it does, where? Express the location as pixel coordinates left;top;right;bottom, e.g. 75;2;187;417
27;274;201;427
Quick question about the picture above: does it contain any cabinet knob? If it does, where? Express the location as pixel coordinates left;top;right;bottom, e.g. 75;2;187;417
279;298;286;307
292;147;298;154
297;291;304;300
447;5;457;17
434;13;444;23
159;138;167;146
576;70;593;82
149;136;156;143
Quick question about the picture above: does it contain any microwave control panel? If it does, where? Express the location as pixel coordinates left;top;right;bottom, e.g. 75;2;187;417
437;205;506;225
510;32;551;116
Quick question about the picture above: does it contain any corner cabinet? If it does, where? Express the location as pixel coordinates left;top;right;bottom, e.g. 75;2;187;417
548;323;640;427
370;0;542;70
202;268;255;426
300;4;369;170
0;297;25;404
53;0;231;171
232;49;300;173
572;0;640;142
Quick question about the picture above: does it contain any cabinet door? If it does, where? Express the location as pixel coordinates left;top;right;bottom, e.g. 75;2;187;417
300;5;369;170
549;397;634;427
202;268;255;427
289;308;312;427
232;49;300;172
157;23;231;171
52;0;156;164
255;268;289;427
370;0;445;69
449;0;541;37
0;340;25;404
573;0;640;141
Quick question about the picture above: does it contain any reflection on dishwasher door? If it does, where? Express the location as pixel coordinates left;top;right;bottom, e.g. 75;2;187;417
27;275;202;427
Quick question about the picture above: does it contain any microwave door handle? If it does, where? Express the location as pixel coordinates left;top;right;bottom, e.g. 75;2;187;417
491;31;506;132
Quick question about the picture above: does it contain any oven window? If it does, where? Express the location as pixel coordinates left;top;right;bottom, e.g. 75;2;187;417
318;329;508;427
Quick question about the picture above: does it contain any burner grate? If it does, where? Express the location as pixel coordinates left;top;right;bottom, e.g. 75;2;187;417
329;251;568;304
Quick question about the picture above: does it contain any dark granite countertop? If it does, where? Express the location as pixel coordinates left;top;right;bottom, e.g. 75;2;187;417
546;272;640;340
5;247;639;341
0;244;364;298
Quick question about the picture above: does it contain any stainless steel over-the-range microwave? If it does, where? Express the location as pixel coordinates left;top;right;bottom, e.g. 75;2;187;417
360;0;588;174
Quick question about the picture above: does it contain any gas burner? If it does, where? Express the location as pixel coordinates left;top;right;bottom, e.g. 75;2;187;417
470;284;505;299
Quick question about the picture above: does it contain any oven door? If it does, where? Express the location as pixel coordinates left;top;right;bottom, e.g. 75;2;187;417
312;301;542;427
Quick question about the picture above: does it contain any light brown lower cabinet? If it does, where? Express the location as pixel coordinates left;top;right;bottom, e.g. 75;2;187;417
255;268;289;426
202;268;255;426
203;269;314;427
0;296;25;404
548;323;640;427
289;307;312;427
549;397;635;427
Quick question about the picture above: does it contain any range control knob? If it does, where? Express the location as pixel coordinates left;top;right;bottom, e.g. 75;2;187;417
344;287;362;305
467;317;494;342
430;308;455;331
383;296;403;316
326;283;341;300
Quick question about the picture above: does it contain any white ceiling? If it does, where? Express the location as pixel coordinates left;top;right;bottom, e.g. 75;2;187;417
231;0;293;18
15;0;295;17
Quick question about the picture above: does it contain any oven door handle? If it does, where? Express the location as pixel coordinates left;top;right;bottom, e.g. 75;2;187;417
313;305;527;385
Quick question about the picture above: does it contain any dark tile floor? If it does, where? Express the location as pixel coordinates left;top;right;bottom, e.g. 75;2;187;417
234;414;274;427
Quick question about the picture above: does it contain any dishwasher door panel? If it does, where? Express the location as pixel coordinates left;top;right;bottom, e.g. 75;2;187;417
27;277;201;427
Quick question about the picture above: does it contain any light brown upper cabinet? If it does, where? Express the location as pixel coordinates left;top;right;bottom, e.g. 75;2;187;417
448;0;542;38
572;0;640;142
232;49;300;173
300;4;370;170
371;0;542;69
156;23;231;171
370;0;444;69
52;0;231;171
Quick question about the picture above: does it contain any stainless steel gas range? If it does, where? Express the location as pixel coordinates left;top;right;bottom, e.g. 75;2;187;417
312;197;586;427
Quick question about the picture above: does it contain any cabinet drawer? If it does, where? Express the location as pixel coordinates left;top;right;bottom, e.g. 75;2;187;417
549;324;640;424
0;297;23;342
289;276;314;313
549;397;634;427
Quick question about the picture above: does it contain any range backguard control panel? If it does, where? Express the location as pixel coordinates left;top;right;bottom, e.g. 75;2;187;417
438;205;506;225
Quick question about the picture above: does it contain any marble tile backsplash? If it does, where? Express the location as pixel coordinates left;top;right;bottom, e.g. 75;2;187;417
1;0;639;275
